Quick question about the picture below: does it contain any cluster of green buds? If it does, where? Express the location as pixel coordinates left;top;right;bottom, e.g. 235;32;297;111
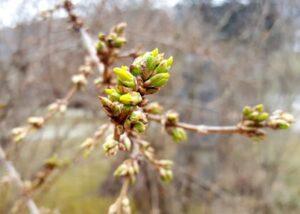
99;48;173;136
242;104;294;130
240;104;294;139
114;159;139;183
242;104;270;126
96;22;127;57
164;111;187;143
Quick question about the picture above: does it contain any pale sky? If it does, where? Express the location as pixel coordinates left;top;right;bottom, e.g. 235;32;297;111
0;0;231;29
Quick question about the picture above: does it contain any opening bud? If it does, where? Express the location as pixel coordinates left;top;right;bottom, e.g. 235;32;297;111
119;92;142;105
113;66;136;88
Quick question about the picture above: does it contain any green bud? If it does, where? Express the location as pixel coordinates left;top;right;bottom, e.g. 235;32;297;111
255;104;264;113
166;111;179;124
99;97;113;109
104;88;121;101
133;121;146;133
129;110;147;123
154;56;173;74
249;111;259;121
145;73;170;88
278;121;290;129
96;41;105;52
113;37;126;48
114;164;128;177
159;168;173;183
171;127;187;143
112;22;127;35
98;32;105;41
144;102;163;114
113;66;136;88
119;92;142;105
243;106;252;117
256;112;269;122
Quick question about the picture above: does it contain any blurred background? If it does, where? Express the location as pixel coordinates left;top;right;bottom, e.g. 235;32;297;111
1;0;300;213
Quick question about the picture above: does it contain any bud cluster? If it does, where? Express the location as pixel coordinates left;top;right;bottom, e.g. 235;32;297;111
242;104;269;126
108;196;131;214
96;23;127;60
242;104;294;130
99;48;173;138
114;159;139;183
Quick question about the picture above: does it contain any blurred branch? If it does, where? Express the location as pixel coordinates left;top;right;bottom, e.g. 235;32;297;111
0;146;40;214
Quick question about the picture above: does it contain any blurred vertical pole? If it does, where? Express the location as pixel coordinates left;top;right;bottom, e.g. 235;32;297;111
0;146;40;214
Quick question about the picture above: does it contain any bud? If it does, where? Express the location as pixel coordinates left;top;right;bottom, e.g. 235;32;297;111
96;40;105;52
145;73;170;88
113;163;128;177
27;117;45;129
112;37;126;48
254;104;264;113
256;112;269;122
129;110;147;123
133;121;146;133
11;126;28;143
113;66;136;88
119;133;132;151
80;138;95;157
144;102;163;114
268;119;290;129
280;112;294;123
166;111;179;124
159;168;173;183
171;127;187;143
113;22;127;35
154;56;173;74
44;154;62;169
242;106;252;117
98;32;105;41
79;65;92;76
104;88;121;101
114;159;139;183
103;135;119;156
156;159;173;169
72;74;87;89
119;92;142;105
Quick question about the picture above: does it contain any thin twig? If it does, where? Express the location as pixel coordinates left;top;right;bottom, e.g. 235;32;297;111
0;146;40;214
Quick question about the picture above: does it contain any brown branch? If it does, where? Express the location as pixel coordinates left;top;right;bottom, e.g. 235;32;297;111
147;114;265;137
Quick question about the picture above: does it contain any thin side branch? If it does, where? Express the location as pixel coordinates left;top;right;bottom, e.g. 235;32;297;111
147;114;257;136
0;146;40;214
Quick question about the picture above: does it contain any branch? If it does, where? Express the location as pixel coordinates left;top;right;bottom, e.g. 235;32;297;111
0;146;40;214
147;114;264;136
